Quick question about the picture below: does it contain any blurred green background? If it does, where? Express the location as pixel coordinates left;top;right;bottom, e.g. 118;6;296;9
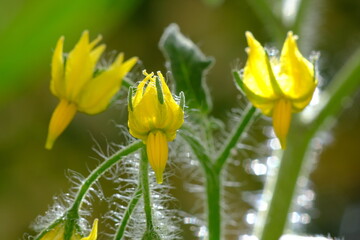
1;0;360;239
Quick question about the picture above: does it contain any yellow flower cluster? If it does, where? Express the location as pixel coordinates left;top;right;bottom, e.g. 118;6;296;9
242;31;317;148
128;70;184;184
45;31;137;149
41;219;98;240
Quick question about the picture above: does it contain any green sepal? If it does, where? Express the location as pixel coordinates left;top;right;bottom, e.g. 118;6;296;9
128;86;134;111
159;23;214;113
155;76;164;104
232;70;245;95
265;51;283;96
179;91;185;110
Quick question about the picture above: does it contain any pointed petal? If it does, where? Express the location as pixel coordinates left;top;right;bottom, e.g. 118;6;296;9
243;32;277;100
133;71;154;106
50;36;65;98
77;55;137;114
278;31;316;105
81;219;98;240
118;56;138;79
64;31;104;101
45;100;77;149
146;131;168;184
89;35;102;49
90;44;106;66
272;98;292;149
128;75;160;136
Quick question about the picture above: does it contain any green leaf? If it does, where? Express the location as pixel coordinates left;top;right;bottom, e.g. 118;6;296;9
159;23;214;113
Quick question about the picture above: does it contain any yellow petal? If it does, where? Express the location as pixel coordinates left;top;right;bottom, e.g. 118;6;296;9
81;219;98;240
128;70;183;142
130;75;159;134
238;79;277;116
40;223;65;240
132;71;154;106
272;98;292;149
146;131;168;184
64;31;105;101
278;31;316;104
45;99;77;149
77;55;137;114
89;35;102;49
243;31;278;100
51;36;65;98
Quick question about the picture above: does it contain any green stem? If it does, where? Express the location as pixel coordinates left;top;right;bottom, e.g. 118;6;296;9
35;141;143;240
205;170;221;240
65;141;143;240
114;186;142;240
214;104;257;173
254;48;360;240
179;128;213;171
181;105;257;240
140;147;157;234
204;117;216;156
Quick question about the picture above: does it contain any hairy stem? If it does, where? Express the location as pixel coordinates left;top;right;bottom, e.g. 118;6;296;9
114;185;142;240
181;103;257;239
64;141;143;240
214;104;257;173
140;147;158;234
205;169;221;240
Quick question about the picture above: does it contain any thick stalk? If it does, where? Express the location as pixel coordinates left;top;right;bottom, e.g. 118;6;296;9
254;48;360;240
205;170;221;240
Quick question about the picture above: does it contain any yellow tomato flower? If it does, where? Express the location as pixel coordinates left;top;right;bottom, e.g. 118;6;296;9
128;70;184;184
40;219;98;240
45;31;138;149
242;31;317;149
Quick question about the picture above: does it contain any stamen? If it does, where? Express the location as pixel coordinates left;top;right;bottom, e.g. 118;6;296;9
272;98;292;149
146;131;168;184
